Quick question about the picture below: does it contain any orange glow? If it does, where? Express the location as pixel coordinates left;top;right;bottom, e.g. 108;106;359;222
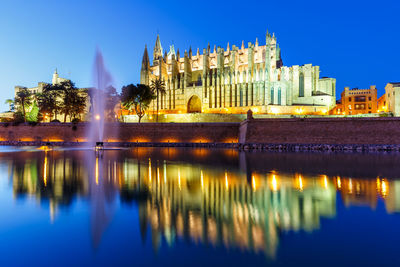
161;138;180;143
49;139;64;142
252;175;257;191
20;138;34;142
130;137;151;143
191;138;211;143
337;177;341;189
223;138;238;143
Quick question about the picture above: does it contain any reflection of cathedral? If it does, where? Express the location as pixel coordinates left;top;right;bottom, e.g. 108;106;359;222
8;148;400;257
130;164;336;257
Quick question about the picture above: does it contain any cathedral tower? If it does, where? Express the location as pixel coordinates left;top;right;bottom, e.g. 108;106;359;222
140;45;150;85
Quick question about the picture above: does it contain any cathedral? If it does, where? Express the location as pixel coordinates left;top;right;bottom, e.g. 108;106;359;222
140;32;336;115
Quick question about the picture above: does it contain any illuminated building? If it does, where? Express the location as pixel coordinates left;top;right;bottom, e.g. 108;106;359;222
331;86;378;115
140;32;336;116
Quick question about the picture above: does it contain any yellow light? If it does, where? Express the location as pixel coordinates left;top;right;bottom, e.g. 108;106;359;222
201;170;204;190
337;177;341;189
381;179;388;198
348;179;353;194
296;108;304;114
149;116;153;120
270;107;278;114
225;171;229;190
95;157;99;185
322;109;328;114
271;174;278;191
157;167;160;184
322;175;328;189
178;168;181;190
252;175;256;191
252;107;259;114
148;158;152;183
95;114;100;120
43;151;48;186
298;175;303;191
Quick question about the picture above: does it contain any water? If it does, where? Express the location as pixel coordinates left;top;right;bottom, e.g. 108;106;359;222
0;147;400;266
87;50;113;144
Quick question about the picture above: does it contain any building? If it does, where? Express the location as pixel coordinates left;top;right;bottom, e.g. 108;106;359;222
330;86;378;115
14;70;89;121
140;32;336;116
377;83;400;116
14;69;69;96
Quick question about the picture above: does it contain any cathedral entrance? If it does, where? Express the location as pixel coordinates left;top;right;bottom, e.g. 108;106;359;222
187;95;202;113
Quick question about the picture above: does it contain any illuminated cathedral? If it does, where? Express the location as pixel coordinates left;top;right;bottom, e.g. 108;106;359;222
140;31;336;115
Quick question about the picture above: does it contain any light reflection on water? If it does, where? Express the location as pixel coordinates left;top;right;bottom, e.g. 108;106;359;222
1;147;400;265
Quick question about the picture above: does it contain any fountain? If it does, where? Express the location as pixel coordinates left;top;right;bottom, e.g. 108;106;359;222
87;49;113;148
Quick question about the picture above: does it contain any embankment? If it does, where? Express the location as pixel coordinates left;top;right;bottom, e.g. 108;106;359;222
1;118;400;151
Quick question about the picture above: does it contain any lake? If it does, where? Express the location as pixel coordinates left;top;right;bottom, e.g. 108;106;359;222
0;146;399;266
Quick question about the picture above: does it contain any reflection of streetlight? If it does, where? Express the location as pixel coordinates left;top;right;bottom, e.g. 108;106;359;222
95;114;100;120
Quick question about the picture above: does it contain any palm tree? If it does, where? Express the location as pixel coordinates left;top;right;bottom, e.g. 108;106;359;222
4;99;14;112
14;88;32;122
150;79;166;122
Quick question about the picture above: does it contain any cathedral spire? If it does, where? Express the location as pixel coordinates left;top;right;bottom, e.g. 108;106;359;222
141;45;150;70
241;40;245;50
213;45;216;54
153;34;163;60
255;38;259;48
226;42;230;53
207;43;210;54
189;46;192;58
196;47;200;57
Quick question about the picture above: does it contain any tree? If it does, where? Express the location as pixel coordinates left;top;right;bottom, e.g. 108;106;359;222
42;83;62;120
121;84;155;123
37;91;57;122
150;79;166;122
105;86;120;121
14;88;32;122
5;99;14;112
58;81;86;122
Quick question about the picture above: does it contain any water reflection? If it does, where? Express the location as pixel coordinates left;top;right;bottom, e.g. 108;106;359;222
4;148;400;258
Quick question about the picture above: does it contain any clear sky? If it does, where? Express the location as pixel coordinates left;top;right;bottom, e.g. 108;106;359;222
0;0;399;111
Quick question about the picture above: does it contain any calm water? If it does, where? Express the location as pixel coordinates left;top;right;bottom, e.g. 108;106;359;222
0;147;399;266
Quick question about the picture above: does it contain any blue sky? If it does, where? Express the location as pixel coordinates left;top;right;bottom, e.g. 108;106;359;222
0;0;399;111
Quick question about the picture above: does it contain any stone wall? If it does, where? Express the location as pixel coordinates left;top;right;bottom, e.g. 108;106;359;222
1;117;400;146
0;122;239;143
239;117;400;144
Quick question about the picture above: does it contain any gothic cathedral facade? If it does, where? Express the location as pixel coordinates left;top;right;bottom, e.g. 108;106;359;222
140;32;336;115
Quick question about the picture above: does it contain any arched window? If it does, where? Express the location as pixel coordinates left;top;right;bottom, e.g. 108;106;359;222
299;73;304;97
278;87;281;105
270;87;274;104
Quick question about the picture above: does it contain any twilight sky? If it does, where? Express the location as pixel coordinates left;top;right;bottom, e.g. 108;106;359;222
0;0;399;111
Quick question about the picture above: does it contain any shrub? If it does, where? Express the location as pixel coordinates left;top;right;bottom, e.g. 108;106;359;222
12;111;25;125
51;119;61;123
71;118;81;123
